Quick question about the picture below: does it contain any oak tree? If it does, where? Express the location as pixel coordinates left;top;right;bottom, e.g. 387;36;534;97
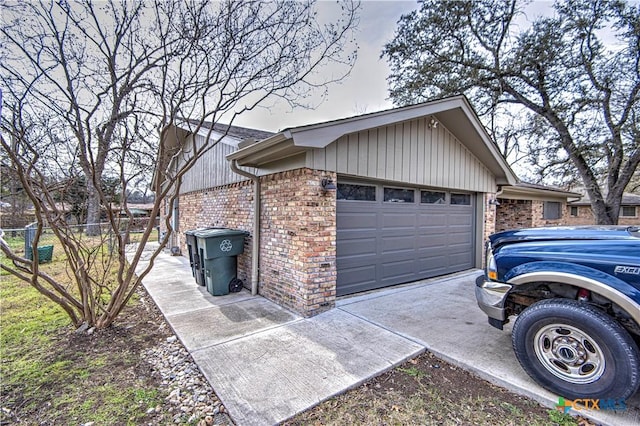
383;0;639;224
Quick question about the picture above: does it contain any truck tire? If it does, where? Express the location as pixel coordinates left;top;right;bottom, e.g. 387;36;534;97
512;298;640;400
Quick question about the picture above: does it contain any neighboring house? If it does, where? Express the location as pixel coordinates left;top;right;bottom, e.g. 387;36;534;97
495;182;581;232
565;192;640;226
159;96;520;317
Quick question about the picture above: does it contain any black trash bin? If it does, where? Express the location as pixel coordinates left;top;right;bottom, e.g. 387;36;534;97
184;230;204;286
193;228;249;296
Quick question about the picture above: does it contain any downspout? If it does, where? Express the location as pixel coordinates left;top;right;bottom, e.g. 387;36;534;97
229;159;260;296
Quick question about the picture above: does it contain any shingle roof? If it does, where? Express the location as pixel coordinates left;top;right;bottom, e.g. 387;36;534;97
189;120;275;141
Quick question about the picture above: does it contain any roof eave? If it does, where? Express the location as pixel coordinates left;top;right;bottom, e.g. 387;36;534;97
225;96;518;185
501;185;582;200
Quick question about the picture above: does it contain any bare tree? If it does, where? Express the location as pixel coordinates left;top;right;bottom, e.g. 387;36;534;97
0;0;358;329
382;0;639;224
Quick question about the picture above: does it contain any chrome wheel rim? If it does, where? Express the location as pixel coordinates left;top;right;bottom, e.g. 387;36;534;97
533;324;606;384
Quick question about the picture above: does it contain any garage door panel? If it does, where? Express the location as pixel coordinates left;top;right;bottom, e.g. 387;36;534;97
337;185;475;296
337;238;378;256
381;235;416;253
448;253;473;270
418;256;448;272
381;214;415;228
337;254;378;269
381;260;415;281
337;212;377;229
418;214;448;226
338;265;377;289
448;233;472;245
416;235;448;249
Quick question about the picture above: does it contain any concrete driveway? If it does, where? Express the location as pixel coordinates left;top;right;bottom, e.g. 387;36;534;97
138;249;640;426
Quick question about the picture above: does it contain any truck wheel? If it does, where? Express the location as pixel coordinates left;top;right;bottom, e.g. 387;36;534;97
512;298;640;400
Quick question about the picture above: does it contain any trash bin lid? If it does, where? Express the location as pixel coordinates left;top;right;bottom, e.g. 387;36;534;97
192;228;249;239
185;227;223;236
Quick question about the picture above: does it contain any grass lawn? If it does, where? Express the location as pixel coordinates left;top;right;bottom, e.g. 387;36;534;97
0;237;168;425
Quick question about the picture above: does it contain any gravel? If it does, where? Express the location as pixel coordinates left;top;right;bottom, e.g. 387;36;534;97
140;330;234;425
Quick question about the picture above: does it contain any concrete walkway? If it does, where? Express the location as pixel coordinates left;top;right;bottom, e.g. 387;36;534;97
135;249;640;426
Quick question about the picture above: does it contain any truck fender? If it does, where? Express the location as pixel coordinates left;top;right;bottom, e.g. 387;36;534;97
505;261;640;326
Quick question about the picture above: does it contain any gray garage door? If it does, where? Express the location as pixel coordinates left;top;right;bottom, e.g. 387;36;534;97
336;182;475;296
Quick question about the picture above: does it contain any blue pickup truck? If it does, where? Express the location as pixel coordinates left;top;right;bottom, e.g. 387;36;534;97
476;226;640;400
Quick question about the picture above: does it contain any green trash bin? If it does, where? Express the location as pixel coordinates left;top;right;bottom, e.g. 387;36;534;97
193;228;249;296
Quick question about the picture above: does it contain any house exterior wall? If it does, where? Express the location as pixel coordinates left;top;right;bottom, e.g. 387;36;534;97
259;168;336;316
531;200;565;227
495;199;569;231
178;180;255;286
481;193;497;266
174;168;336;317
178;133;251;193
495;199;533;232
564;205;595;226
563;204;639;226
306;117;496;193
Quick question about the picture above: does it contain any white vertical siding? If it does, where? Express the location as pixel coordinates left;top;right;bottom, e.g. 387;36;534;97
307;117;495;193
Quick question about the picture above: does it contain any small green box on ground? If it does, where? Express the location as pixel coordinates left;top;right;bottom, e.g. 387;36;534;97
25;245;54;263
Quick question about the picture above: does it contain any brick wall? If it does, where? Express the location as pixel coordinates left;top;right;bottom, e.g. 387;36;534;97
564;204;640;226
496;199;570;230
481;193;497;266
483;193;497;241
531;200;566;227
259;169;336;317
176;180;255;286
170;168;337;317
495;199;533;232
563;205;594;226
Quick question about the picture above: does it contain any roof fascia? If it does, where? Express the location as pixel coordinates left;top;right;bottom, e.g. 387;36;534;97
226;133;291;162
502;185;581;200
225;96;518;185
286;97;467;148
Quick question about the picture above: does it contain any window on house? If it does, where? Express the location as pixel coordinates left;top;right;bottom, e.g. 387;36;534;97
450;193;471;205
570;206;578;217
544;201;562;220
337;183;376;201
421;190;446;204
621;206;637;217
384;187;414;203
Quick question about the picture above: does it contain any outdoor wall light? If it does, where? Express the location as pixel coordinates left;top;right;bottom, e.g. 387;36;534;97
428;116;439;129
488;198;500;206
321;178;337;191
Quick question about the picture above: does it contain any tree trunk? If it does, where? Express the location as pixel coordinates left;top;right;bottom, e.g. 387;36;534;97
85;182;101;236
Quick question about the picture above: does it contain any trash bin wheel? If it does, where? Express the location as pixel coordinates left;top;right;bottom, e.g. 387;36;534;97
229;278;244;293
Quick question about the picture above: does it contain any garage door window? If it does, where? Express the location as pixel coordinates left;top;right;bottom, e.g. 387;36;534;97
384;187;414;203
421;190;446;204
450;193;471;205
337;183;376;201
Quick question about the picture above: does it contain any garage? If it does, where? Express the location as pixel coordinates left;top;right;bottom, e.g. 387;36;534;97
337;181;475;295
218;95;518;316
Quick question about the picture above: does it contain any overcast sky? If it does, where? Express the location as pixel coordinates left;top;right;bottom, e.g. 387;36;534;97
234;0;417;132
234;0;558;133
